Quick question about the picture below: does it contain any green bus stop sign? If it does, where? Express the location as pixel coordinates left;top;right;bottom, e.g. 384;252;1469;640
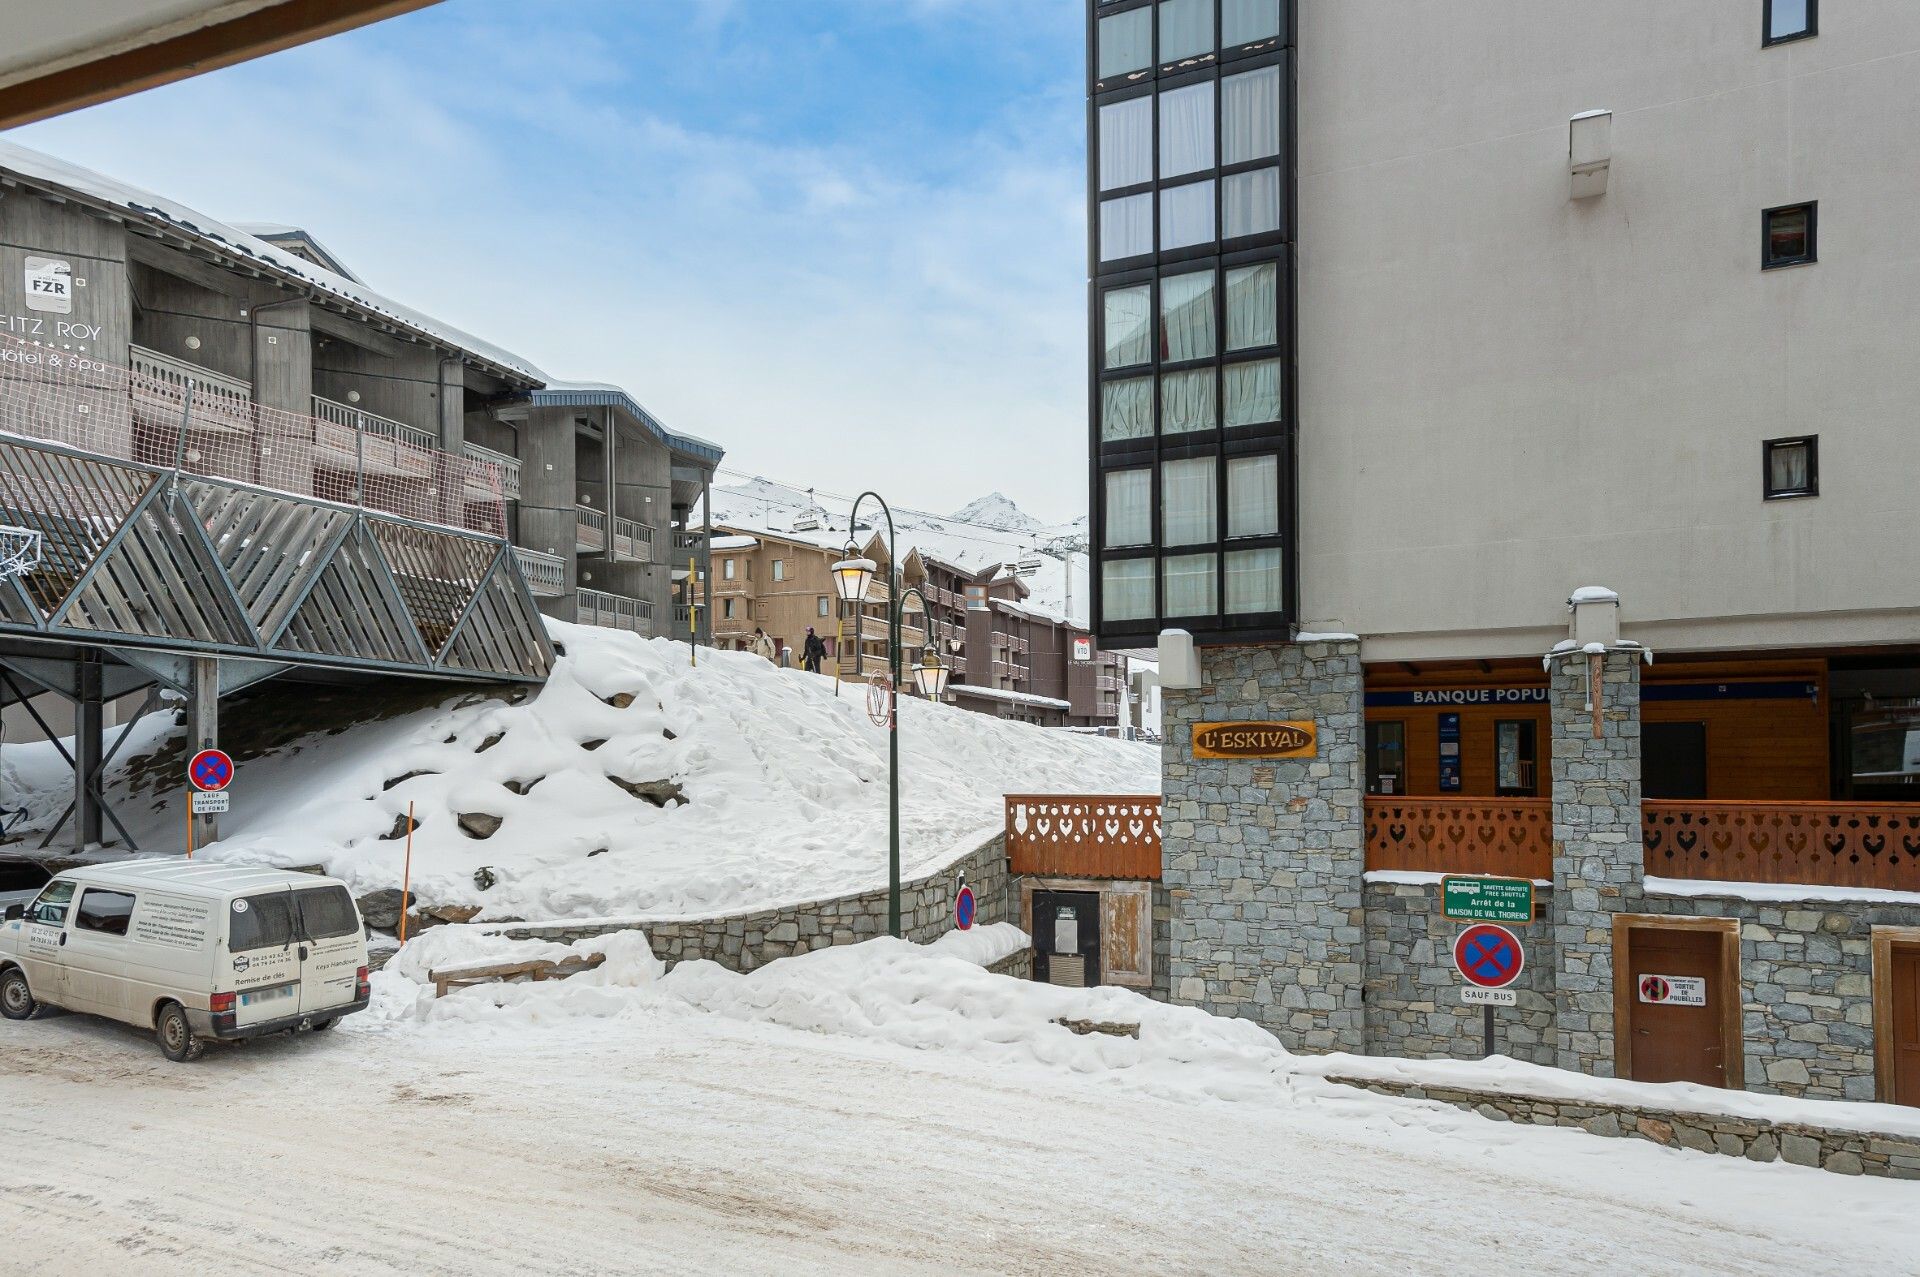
1441;875;1534;923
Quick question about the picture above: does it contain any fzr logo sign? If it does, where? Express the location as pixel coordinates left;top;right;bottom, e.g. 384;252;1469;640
25;258;73;314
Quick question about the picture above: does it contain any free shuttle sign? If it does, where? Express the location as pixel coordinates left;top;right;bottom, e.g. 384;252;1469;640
1191;721;1317;759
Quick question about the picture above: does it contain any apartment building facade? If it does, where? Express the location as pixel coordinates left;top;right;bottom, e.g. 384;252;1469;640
708;526;926;671
1087;1;1920;1105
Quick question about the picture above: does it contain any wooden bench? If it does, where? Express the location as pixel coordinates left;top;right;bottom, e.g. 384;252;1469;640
428;952;606;998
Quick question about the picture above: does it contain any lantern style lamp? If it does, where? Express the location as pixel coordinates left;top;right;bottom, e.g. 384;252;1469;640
913;653;951;701
831;543;877;604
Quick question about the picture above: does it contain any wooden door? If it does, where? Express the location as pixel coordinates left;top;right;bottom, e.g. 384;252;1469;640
1626;927;1728;1087
1894;947;1920;1107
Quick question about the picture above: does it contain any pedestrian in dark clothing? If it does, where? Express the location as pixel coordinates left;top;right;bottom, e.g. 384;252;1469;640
802;627;827;674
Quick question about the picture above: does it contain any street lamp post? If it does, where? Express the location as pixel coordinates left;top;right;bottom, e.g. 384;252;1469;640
832;492;951;937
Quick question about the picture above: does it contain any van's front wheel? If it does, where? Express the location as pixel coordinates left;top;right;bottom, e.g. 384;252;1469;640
0;968;34;1020
156;1002;205;1062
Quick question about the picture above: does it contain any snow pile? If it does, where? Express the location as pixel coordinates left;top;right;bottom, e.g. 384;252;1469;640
367;927;663;1029
44;619;1153;924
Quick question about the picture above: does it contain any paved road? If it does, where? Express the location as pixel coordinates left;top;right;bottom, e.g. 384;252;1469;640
2;1005;1916;1275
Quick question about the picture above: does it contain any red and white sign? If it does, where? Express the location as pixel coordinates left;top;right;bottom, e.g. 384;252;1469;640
1072;636;1093;662
188;748;234;792
1453;923;1524;990
1638;974;1707;1006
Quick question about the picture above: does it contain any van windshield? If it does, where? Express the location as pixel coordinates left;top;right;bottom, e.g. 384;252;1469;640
228;891;298;952
295;886;360;941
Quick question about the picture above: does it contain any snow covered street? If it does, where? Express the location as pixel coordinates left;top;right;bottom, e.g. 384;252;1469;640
3;935;1916;1276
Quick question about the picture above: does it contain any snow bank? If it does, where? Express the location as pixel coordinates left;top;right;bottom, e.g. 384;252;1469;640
21;619;1154;924
366;928;664;1028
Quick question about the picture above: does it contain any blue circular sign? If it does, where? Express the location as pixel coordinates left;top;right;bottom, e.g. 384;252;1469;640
1454;923;1524;989
954;885;976;931
189;748;234;792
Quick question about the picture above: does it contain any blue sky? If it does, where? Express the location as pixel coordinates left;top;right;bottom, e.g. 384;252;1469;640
7;0;1090;522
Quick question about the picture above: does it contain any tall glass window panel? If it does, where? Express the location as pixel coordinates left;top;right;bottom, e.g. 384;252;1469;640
1160;368;1216;435
1225;548;1283;614
1103;558;1155;622
1158;0;1212;63
1222;0;1281;46
1161;456;1216;545
1158;81;1215;179
1158;271;1215;363
1159;180;1215;251
1099;97;1152;191
1098;8;1153;79
1104;285;1151;369
1226;454;1279;537
1101;377;1153;442
1221;65;1281;165
1104;468;1152;548
1226;262;1278;351
1164;554;1217;617
1225;359;1283;427
1100;193;1152;261
1223;168;1281;239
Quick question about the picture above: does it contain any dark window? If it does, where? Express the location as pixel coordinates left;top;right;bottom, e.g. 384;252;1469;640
1367;721;1407;794
1645;722;1709;799
1494;720;1539;797
229;891;299;952
1764;435;1818;499
1762;202;1815;268
1764;0;1815;45
74;889;135;937
295;886;361;941
27;880;74;927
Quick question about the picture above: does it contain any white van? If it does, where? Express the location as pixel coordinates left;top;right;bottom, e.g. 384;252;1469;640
0;860;369;1061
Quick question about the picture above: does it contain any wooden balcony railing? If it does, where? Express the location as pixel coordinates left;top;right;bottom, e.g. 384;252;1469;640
1643;800;1920;891
1364;797;1553;880
1006;795;1162;881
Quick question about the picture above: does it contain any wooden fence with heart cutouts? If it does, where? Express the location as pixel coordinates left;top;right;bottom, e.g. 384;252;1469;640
1004;795;1163;880
1363;798;1553;880
1641;801;1920;890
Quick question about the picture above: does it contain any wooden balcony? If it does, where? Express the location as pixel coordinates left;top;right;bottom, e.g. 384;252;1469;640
1363;797;1553;880
1643;800;1920;891
1005;795;1162;881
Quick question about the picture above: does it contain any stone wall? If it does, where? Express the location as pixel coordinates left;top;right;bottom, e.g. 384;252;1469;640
1162;639;1366;1051
1363;880;1558;1065
497;833;1010;972
1327;1074;1920;1179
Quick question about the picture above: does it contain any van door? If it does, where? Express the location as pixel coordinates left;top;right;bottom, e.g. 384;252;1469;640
292;885;363;1016
62;887;139;1020
18;880;75;1006
224;889;302;1027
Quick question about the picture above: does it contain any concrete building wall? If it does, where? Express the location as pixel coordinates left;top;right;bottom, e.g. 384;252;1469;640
1295;1;1920;659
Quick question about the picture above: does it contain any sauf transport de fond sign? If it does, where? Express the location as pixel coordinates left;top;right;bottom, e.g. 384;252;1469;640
1191;721;1317;759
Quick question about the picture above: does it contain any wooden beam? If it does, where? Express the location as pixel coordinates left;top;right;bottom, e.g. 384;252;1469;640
0;1;444;130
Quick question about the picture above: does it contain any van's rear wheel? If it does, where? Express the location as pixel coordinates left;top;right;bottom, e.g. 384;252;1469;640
309;1017;336;1032
0;968;34;1021
156;1002;205;1062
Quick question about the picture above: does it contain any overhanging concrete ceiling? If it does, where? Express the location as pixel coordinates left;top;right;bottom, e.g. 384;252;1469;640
0;0;442;129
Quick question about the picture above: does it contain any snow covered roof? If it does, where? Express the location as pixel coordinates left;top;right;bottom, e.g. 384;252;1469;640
993;595;1075;628
950;683;1072;711
232;221;363;283
529;382;723;466
709;535;759;551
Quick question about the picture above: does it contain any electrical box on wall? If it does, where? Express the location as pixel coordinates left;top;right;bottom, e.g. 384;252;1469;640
1569;585;1621;648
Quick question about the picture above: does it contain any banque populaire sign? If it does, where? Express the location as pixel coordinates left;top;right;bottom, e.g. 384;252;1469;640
1191;721;1317;760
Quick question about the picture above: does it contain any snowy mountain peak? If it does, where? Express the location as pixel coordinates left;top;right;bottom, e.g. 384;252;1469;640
949;492;1042;535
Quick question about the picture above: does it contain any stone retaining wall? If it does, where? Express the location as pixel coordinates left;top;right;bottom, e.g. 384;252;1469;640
496;833;1010;973
1328;1074;1920;1179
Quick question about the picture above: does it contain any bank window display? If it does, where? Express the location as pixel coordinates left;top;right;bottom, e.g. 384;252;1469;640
1099;96;1152;191
1158;0;1212;63
1223;168;1281;239
1224;358;1283;427
1225;547;1282;614
1225;261;1278;350
1098;7;1153;78
1101;377;1153;441
1763;435;1818;499
1163;553;1216;616
1161;456;1216;545
1159;81;1215;178
1103;557;1155;621
1221;65;1281;164
1160;367;1216;434
1100;193;1153;261
1159;271;1216;361
1226;454;1279;537
1104;284;1152;369
1159;180;1215;250
1104;468;1153;547
1367;721;1407;795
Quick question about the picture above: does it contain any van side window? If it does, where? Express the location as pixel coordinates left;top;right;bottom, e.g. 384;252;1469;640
228;893;298;952
74;889;136;937
295;886;360;941
28;881;74;927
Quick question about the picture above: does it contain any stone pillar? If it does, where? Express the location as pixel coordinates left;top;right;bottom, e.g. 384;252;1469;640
1162;638;1366;1052
1549;649;1643;1075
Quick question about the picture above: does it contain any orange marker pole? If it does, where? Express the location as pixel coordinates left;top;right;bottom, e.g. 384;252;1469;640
185;787;193;860
398;800;415;945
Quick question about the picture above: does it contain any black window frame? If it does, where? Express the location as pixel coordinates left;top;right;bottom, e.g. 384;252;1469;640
1493;719;1540;798
1366;720;1408;795
73;888;136;938
1763;0;1816;46
1762;201;1817;269
1763;435;1819;500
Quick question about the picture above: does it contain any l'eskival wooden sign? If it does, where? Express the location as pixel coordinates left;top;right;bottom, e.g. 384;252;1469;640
1191;721;1317;760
